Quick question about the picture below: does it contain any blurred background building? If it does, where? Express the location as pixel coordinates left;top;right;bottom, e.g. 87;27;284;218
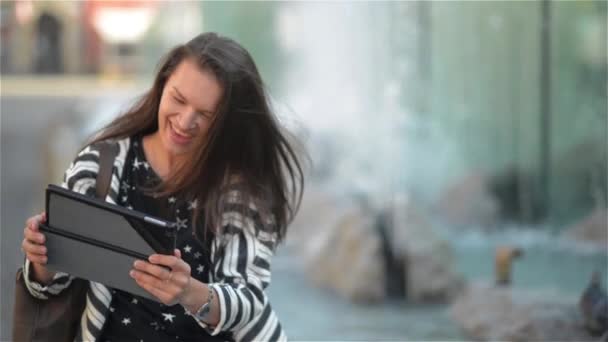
1;1;606;340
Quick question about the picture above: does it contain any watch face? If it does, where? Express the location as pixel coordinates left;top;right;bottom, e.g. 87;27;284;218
196;302;211;318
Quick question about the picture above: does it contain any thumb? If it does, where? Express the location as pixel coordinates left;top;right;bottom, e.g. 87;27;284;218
174;249;182;259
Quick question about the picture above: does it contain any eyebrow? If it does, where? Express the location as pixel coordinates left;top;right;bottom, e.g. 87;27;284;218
172;86;214;115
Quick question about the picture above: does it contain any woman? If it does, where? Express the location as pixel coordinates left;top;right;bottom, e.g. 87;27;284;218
21;32;303;341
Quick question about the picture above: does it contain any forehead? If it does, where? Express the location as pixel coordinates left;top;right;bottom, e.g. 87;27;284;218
166;58;223;113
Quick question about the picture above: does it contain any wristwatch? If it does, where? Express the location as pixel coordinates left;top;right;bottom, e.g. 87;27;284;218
191;287;215;320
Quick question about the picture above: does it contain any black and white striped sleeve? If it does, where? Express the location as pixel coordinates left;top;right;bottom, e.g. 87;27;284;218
23;143;103;299
191;197;287;341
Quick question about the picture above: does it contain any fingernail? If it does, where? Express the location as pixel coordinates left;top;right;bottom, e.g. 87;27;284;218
130;270;136;278
133;261;140;267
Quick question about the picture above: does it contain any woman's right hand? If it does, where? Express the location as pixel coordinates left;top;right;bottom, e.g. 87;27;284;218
21;212;55;284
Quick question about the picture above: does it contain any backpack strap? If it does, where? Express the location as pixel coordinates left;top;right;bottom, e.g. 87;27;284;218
95;141;119;199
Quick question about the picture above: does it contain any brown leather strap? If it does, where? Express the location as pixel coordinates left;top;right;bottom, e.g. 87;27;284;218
95;141;119;199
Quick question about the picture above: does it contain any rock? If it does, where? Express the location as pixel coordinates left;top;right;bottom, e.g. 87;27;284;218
434;171;500;229
450;282;597;341
288;187;386;303
562;208;608;250
288;188;466;304
304;206;385;302
551;140;607;221
435;166;549;228
487;166;546;223
387;195;466;302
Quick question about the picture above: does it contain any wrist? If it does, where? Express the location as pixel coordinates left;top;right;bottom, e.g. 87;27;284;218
179;277;202;311
181;280;215;321
30;262;55;285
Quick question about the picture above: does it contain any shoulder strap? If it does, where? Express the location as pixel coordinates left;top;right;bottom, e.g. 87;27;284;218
95;141;119;199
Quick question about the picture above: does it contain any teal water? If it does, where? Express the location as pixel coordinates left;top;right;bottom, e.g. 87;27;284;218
268;253;464;340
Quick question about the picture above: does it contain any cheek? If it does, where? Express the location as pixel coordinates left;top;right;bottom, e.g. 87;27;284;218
158;102;176;127
197;120;212;138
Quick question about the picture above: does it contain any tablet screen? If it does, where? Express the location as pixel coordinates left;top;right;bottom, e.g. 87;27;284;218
47;190;175;255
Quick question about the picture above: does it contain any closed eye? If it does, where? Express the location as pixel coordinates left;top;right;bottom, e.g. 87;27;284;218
173;95;185;105
198;111;212;119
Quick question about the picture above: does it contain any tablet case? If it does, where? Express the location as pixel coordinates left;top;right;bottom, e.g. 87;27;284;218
41;185;177;302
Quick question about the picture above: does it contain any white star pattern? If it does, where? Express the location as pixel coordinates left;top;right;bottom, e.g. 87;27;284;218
122;317;131;325
193;251;202;259
132;157;141;170
127;205;133;210
183;245;192;253
142;161;150;170
176;217;187;231
122;195;128;203
162;313;176;323
121;182;130;193
188;199;198;210
196;264;204;274
131;298;138;304
168;197;176;204
109;306;115;312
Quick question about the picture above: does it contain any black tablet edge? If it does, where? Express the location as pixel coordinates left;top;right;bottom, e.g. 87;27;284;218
46;185;177;255
40;223;149;261
46;184;175;230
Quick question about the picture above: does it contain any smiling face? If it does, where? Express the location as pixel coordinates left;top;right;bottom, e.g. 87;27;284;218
157;58;223;158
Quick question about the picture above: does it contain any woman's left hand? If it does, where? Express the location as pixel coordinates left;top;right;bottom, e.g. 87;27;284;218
130;249;192;306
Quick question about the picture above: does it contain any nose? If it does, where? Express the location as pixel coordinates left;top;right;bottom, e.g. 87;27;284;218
176;110;198;131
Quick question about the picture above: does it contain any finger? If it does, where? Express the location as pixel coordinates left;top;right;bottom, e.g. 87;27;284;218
24;252;47;264
27;214;44;231
133;260;171;280
130;269;180;293
26;216;38;232
41;212;47;223
174;249;181;258
149;254;189;273
22;238;47;255
24;226;45;244
133;277;174;304
27;254;48;264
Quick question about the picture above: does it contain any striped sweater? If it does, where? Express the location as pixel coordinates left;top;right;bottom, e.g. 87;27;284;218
23;137;287;341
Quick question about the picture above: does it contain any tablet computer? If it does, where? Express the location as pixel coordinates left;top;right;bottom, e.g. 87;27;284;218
40;184;177;301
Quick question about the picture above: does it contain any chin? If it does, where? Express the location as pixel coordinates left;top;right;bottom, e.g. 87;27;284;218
161;132;190;156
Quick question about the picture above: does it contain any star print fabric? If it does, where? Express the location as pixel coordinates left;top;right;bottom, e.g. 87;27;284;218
99;136;224;341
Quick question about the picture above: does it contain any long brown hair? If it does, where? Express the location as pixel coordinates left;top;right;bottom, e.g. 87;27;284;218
90;32;304;244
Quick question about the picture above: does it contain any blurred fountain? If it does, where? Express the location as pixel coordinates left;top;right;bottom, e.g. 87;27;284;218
267;1;607;340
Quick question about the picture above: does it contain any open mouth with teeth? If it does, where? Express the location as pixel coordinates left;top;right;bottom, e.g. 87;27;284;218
168;121;194;145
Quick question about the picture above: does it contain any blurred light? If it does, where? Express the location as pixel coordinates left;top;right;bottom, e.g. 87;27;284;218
15;0;34;25
93;7;155;43
488;14;504;30
277;5;300;53
580;14;607;67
